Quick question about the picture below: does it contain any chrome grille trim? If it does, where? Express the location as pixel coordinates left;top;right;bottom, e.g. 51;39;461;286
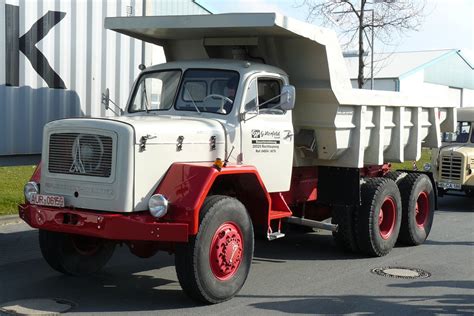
48;133;113;177
440;155;462;180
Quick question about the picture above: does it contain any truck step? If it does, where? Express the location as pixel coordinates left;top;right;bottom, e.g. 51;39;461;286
269;210;292;220
267;231;285;240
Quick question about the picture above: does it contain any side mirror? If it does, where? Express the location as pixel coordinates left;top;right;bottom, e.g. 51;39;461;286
102;88;123;116
280;85;296;111
102;88;110;110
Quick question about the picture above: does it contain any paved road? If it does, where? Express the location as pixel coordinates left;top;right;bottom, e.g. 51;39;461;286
1;195;473;315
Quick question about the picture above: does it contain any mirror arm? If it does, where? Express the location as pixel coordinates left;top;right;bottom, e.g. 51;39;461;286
108;99;124;115
102;88;124;115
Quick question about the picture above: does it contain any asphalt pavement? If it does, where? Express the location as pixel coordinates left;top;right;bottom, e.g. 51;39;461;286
0;194;473;315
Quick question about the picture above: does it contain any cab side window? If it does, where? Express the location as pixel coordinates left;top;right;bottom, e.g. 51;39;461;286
258;78;285;115
258;79;281;109
243;77;285;114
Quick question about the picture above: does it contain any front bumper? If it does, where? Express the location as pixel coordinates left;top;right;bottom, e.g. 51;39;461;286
19;204;188;242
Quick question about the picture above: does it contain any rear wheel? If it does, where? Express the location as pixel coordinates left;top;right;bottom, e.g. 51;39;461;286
356;178;402;257
175;195;254;304
39;230;115;276
384;170;404;183
398;173;435;245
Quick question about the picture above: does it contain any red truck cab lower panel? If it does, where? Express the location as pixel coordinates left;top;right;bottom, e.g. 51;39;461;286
19;204;188;242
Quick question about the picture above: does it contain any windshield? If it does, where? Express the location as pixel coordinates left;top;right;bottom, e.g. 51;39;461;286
442;121;472;143
175;69;239;115
129;70;181;113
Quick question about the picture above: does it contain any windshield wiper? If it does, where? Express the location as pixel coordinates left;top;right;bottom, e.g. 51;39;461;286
185;87;201;113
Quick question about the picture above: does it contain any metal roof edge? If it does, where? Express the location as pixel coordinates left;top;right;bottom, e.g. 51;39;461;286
398;49;459;79
457;51;474;70
192;0;213;14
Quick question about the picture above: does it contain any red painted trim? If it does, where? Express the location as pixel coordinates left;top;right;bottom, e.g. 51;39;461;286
269;193;292;220
18;204;188;242
155;162;271;235
361;164;391;178
31;162;42;182
282;166;318;205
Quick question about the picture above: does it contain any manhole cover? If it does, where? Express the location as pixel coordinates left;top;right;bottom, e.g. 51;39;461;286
371;267;431;279
0;298;75;315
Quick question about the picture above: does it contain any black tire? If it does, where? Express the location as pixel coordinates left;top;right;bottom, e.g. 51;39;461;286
437;187;445;197
355;178;402;257
398;173;435;245
465;188;474;198
384;171;404;183
331;205;358;252
39;230;115;276
175;195;254;304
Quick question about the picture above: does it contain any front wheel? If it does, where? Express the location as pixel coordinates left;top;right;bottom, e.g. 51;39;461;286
175;196;254;304
39;230;115;276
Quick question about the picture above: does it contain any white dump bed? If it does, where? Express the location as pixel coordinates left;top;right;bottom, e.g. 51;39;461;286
105;13;456;168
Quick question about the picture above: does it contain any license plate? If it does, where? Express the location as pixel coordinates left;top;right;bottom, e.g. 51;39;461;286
439;182;462;190
31;194;65;208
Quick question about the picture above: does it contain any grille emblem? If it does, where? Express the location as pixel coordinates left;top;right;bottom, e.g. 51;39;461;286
69;134;104;174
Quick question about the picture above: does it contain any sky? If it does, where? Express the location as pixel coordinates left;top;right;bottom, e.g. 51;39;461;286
198;0;474;57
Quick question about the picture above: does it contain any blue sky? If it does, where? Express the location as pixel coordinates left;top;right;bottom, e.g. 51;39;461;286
198;0;474;55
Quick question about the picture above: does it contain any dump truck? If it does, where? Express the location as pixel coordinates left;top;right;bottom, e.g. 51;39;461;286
19;13;456;304
431;107;474;197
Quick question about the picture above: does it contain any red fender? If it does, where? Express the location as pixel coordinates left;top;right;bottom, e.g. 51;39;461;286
155;162;273;235
31;162;42;183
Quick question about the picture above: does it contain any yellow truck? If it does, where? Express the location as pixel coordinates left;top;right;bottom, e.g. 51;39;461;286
432;107;474;197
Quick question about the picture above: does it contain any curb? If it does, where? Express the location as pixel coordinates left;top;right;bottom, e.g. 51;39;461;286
0;214;22;226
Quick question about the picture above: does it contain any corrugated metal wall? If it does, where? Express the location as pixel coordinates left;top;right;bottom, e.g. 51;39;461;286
0;0;143;155
0;0;210;156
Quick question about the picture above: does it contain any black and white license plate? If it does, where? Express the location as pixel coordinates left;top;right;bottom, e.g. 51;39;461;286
439;182;462;190
31;194;65;208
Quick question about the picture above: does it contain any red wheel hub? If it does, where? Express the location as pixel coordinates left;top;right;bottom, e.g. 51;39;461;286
379;197;396;240
415;191;429;228
209;222;243;280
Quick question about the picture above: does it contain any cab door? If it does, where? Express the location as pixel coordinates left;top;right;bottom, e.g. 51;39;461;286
240;75;294;192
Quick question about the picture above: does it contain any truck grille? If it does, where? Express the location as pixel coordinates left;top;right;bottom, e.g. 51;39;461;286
440;155;462;180
48;133;113;177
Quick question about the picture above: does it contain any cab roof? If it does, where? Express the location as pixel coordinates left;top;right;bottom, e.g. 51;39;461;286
144;59;288;77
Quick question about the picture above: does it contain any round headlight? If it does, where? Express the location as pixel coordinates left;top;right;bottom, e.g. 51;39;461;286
24;181;39;202
149;194;169;219
423;163;432;172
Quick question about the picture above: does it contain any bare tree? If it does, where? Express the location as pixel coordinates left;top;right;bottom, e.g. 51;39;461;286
300;0;426;89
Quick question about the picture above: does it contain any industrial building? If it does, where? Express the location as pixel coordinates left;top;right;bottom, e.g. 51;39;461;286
344;49;474;108
0;0;209;156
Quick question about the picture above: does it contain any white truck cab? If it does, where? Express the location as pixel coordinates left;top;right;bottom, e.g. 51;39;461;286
125;59;295;193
